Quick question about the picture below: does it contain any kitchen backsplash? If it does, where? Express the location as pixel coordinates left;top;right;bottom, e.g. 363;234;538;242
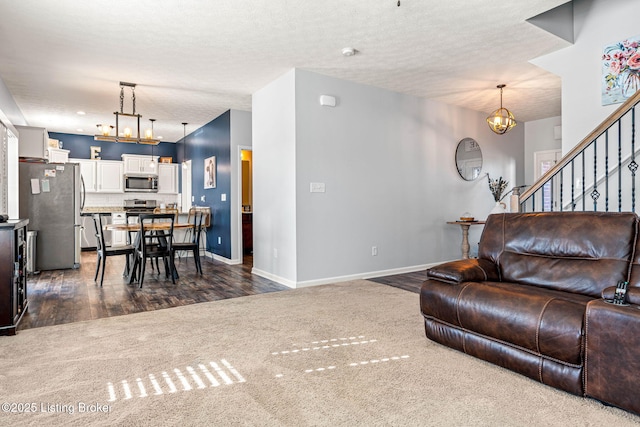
84;192;180;209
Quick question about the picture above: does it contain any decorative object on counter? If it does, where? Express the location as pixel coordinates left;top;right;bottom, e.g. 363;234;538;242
487;84;516;135
160;157;172;164
94;82;160;145
455;137;482;181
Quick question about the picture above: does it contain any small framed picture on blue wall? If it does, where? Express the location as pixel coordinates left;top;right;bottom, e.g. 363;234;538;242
205;156;216;189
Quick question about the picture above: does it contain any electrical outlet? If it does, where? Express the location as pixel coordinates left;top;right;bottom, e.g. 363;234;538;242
218;237;221;245
191;196;194;202
221;193;227;201
372;246;378;256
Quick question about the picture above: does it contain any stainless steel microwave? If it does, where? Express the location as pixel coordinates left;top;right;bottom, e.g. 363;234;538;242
124;175;158;192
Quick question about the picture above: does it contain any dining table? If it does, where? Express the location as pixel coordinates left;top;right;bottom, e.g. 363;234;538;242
104;222;194;284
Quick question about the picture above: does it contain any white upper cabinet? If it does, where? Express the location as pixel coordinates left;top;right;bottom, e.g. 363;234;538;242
97;161;124;192
16;125;49;160
70;159;123;193
72;159;97;192
47;148;69;163
122;154;158;175
157;163;178;194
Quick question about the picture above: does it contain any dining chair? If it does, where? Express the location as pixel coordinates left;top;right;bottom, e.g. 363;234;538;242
92;213;135;287
136;213;176;288
172;210;204;274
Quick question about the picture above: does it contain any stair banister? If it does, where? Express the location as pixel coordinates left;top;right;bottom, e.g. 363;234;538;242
518;89;640;209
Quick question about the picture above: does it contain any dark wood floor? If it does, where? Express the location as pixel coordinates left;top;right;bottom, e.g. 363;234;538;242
17;251;424;331
368;270;426;293
18;251;288;331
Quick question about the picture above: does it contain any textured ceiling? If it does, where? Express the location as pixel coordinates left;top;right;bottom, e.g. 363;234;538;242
0;0;570;142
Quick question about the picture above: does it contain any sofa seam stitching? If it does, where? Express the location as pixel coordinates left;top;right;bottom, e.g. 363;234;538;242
456;283;473;354
422;314;583;369
536;298;555;384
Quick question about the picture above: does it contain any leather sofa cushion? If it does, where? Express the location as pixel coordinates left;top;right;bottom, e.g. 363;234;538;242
478;212;637;297
421;280;592;365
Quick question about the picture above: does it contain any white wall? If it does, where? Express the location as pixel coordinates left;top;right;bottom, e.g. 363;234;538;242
230;109;252;263
252;69;298;286
531;0;640;153
524;116;562;185
253;69;525;287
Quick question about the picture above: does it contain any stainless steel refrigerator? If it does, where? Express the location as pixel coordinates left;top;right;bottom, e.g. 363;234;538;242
19;162;82;270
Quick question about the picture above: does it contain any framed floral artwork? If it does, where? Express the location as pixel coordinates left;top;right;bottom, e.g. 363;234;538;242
602;34;640;105
204;156;216;189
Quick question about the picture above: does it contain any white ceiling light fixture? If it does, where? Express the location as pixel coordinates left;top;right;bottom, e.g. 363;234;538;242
94;81;160;145
342;47;356;57
486;84;517;135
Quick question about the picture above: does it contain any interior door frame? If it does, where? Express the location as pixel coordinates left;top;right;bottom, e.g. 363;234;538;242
236;145;252;264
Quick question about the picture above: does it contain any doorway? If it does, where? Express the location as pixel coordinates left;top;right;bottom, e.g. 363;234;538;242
240;149;253;263
534;149;562;211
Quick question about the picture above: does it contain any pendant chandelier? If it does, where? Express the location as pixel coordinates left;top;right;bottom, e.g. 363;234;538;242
182;122;188;170
486;84;517;135
94;82;160;145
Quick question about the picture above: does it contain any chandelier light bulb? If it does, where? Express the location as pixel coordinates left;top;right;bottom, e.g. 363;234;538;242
123;127;132;138
487;84;516;135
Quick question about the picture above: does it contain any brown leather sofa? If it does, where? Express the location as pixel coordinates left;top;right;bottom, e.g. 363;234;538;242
420;211;640;415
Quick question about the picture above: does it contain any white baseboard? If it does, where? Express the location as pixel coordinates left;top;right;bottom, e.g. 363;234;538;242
251;261;451;289
204;250;242;265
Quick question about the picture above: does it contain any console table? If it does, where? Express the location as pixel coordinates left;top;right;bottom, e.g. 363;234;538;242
447;220;486;259
0;219;29;335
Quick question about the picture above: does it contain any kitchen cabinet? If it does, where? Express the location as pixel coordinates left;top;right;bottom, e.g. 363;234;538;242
73;159;97;192
71;159;123;193
122;154;158;175
48;148;69;163
97;161;124;192
0;219;29;335
16;125;49;160
158;163;178;194
111;212;127;246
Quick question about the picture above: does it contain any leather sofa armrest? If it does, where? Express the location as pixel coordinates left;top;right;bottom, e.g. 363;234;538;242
601;285;640;305
427;258;499;284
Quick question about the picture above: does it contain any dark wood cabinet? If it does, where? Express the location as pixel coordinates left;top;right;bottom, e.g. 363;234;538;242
0;219;29;336
242;213;252;254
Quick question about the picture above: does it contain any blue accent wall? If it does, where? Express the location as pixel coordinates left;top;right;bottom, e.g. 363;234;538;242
52;110;233;260
177;111;232;259
48;132;177;160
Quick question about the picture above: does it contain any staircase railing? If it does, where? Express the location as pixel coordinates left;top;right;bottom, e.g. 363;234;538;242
519;89;640;213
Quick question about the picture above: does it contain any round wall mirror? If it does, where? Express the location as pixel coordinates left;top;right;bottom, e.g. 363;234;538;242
455;138;482;181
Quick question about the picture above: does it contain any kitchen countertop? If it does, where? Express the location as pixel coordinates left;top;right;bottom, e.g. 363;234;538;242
81;206;125;216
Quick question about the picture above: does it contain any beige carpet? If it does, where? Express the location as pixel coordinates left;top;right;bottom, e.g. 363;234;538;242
0;280;638;426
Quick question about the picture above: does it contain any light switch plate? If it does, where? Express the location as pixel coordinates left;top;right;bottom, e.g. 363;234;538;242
221;193;227;201
310;182;326;193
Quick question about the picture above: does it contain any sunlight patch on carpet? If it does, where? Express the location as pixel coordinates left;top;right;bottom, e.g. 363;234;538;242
106;359;245;402
270;335;378;355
